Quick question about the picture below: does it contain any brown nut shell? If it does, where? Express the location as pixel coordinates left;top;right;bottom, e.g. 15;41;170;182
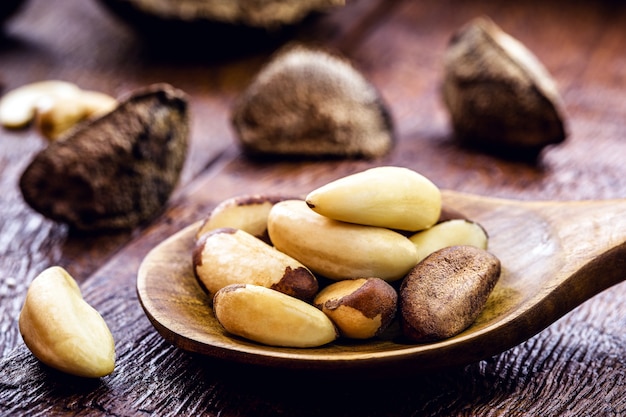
400;245;501;343
231;44;394;159
442;17;566;156
19;83;189;231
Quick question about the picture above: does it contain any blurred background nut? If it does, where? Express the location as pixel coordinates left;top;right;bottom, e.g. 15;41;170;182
442;17;567;157
0;80;81;129
35;91;117;141
231;44;395;159
19;266;116;378
19;83;189;231
97;0;345;55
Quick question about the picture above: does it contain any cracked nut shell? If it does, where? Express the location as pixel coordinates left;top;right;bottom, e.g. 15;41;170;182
19;83;189;231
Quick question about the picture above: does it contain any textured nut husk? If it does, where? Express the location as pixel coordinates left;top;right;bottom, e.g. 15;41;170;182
314;277;398;339
231;45;395;159
442;17;567;155
19;83;189;231
400;245;501;343
99;0;344;29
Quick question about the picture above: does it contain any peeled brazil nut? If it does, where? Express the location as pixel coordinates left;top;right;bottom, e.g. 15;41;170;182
18;266;116;378
0;80;81;129
214;284;338;348
267;199;418;281
314;277;397;339
400;245;501;343
36;90;118;141
193;227;318;301
19;83;188;231
306;166;441;232
195;194;296;245
409;219;488;263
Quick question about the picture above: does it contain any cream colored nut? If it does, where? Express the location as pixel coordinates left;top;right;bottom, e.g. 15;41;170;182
314;277;397;339
267;199;419;281
214;284;338;348
193;227;318;301
409;219;488;263
400;245;501;343
36;90;117;140
18;266;116;378
0;80;81;128
195;194;295;244
306;166;441;232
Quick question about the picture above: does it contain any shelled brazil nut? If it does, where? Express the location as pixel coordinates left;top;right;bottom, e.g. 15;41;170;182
191;166;501;347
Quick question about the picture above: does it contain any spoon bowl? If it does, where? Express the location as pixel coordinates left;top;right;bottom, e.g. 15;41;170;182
136;190;626;375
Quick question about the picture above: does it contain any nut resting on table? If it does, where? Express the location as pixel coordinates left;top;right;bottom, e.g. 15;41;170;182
12;82;189;232
19;266;116;378
192;166;501;348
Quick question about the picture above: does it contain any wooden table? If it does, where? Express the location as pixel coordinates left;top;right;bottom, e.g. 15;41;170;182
2;0;626;415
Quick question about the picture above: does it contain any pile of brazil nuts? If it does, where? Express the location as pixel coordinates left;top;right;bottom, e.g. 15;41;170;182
193;166;501;348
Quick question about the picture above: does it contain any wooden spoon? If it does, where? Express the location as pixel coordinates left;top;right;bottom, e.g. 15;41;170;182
136;190;626;376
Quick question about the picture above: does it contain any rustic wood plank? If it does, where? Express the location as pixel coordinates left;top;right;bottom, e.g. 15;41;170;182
2;0;626;415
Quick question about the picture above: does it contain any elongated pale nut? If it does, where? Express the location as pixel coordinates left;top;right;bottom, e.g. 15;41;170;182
195;194;295;244
400;245;501;343
306;166;441;231
268;200;418;281
193;227;318;301
18;266;116;378
0;80;81;128
409;219;488;263
214;284;338;347
314;277;397;339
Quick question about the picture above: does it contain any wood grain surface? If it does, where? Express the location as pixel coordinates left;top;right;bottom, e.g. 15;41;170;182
1;0;626;416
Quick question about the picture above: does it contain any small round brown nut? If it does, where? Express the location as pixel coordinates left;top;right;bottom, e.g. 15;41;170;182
314;277;397;339
442;17;567;156
19;83;189;231
231;44;395;159
400;245;501;343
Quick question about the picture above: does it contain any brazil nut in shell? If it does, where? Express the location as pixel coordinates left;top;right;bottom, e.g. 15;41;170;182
19;83;189;231
400;245;501;343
